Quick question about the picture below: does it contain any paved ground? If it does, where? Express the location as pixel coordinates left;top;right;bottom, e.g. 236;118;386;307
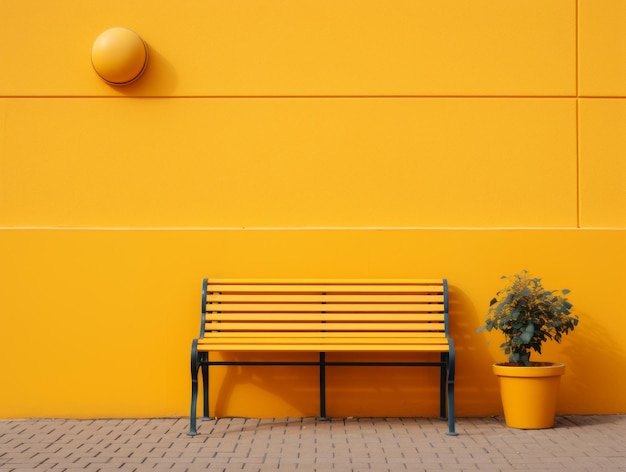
1;416;625;471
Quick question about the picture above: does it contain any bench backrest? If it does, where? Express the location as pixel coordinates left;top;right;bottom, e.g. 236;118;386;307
200;279;449;340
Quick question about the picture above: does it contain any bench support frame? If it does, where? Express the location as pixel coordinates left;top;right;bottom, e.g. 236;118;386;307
188;344;457;436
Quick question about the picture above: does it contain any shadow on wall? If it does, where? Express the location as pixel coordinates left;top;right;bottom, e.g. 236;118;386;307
210;352;320;418
448;284;502;416
108;43;178;96
209;352;447;418
559;313;626;414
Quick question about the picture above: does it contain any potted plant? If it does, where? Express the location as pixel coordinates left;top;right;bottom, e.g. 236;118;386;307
479;270;579;429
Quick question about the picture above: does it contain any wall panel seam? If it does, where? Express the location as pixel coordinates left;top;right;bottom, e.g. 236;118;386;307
1;227;624;232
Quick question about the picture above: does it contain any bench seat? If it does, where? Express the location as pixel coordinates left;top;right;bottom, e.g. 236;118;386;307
189;278;456;436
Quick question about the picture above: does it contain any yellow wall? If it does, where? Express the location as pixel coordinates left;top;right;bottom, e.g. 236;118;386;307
1;0;625;419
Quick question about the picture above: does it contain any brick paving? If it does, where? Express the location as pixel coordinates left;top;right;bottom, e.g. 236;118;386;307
1;416;625;471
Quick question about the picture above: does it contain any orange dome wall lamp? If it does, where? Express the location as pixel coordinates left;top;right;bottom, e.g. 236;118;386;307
91;27;148;85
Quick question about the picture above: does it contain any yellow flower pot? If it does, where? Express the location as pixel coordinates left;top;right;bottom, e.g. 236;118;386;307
493;362;566;429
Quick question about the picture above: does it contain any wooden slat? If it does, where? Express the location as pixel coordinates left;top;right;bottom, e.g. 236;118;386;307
207;278;444;285
206;303;444;313
202;331;448;339
196;337;450;352
198;345;449;352
196;336;450;344
204;322;446;332
201;335;446;340
206;284;444;294
205;294;444;303
206;313;445;322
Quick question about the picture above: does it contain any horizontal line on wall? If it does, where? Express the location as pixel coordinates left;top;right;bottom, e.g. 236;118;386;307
1;226;624;232
5;95;623;100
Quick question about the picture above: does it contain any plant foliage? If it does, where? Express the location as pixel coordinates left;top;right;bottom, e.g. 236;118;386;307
479;271;579;366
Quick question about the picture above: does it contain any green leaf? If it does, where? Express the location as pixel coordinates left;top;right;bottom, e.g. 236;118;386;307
519;323;534;344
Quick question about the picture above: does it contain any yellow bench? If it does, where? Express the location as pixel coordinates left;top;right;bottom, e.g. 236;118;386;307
188;278;456;436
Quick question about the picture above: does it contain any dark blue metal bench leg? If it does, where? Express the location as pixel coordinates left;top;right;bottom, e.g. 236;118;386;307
445;341;458;436
188;340;200;436
439;353;447;420
447;378;457;436
318;352;328;420
201;352;210;420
